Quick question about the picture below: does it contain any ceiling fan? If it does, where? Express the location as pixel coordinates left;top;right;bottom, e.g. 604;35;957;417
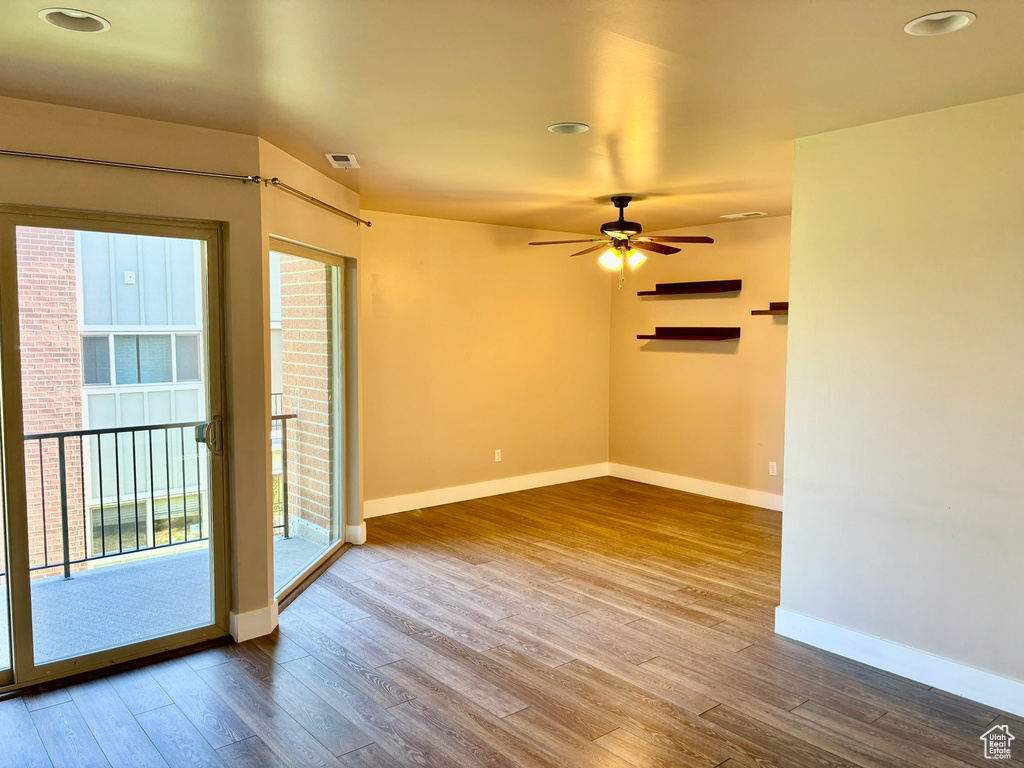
528;195;713;271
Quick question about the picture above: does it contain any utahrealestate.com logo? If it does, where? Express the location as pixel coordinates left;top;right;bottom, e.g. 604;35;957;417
980;725;1015;760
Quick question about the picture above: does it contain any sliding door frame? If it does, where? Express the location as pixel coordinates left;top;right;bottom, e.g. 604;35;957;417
0;205;230;692
269;236;351;600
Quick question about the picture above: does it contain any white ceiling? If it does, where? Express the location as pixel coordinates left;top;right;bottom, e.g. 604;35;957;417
2;1;1023;234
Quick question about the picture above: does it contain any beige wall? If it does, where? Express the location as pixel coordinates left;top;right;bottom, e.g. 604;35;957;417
782;93;1024;683
609;216;790;498
359;211;610;501
259;140;362;259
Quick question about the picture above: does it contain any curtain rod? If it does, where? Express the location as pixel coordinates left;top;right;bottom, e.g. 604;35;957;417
264;178;371;227
0;148;259;182
0;148;371;227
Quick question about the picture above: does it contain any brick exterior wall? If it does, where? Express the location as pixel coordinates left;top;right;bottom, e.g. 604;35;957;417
16;227;88;578
279;254;335;544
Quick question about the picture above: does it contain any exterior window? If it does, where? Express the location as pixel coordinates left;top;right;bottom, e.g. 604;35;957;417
114;334;173;385
175;335;200;381
139;335;173;383
81;336;111;385
83;332;199;387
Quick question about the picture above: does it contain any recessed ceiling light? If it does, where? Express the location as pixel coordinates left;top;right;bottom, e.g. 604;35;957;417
547;122;590;134
904;10;976;36
720;211;768;219
38;7;110;33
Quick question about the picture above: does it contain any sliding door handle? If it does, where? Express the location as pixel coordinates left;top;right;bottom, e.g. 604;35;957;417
194;416;224;455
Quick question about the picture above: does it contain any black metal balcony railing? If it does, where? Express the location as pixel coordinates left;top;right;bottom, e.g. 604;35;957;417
23;420;209;581
6;404;296;582
272;413;296;539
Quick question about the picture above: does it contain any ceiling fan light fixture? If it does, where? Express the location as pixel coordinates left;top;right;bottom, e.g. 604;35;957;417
903;10;976;36
547;122;590;134
626;249;646;270
598;248;623;270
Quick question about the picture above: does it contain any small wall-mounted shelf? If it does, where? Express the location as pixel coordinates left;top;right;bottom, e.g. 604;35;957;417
638;326;741;341
751;301;789;316
638;279;742;297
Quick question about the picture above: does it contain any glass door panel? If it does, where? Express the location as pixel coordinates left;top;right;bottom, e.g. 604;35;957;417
270;249;344;593
6;223;220;668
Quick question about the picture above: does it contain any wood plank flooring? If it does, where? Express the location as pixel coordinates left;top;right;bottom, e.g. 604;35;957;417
1;477;1019;767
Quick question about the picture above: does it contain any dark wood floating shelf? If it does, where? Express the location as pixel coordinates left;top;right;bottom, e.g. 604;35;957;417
638;279;742;297
638;326;741;341
751;301;789;316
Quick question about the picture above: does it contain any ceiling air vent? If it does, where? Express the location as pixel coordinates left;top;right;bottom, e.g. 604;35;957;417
324;153;360;169
720;211;767;219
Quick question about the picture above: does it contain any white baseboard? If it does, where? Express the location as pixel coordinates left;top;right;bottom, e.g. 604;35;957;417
362;461;781;519
229;599;279;643
608;463;783;512
362;463;610;518
775;607;1024;717
345;522;367;545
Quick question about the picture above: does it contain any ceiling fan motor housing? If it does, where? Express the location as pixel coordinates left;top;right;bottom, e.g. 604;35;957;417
601;220;642;238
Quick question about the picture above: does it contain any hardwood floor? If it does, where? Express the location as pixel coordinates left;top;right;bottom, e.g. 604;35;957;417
1;477;1019;767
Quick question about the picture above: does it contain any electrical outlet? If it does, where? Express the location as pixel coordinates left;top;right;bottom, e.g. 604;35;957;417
494;449;502;463
124;271;136;285
768;461;778;476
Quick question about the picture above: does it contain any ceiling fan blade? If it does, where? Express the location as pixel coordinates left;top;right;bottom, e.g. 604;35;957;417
569;243;609;258
632;241;681;255
637;236;715;244
528;238;605;246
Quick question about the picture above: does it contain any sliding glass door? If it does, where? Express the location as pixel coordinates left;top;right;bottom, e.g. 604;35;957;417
0;209;228;688
269;245;345;594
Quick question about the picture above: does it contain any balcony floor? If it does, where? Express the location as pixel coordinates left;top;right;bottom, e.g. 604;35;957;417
0;534;325;671
273;533;325;593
